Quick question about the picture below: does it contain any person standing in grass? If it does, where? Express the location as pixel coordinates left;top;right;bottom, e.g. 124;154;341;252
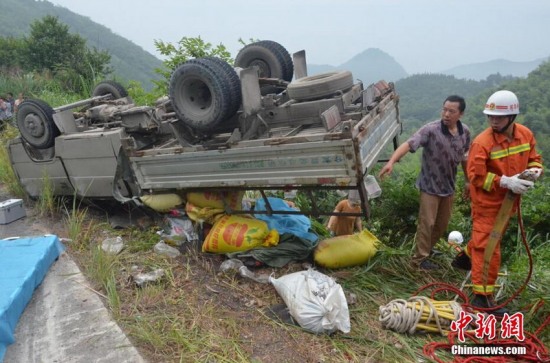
464;90;542;316
379;95;471;271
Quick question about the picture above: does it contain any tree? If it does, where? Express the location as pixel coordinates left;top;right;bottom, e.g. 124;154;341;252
152;36;231;95
24;15;112;93
0;37;26;74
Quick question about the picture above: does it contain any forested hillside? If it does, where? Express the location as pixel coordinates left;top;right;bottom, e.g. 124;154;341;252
0;0;162;89
395;73;516;131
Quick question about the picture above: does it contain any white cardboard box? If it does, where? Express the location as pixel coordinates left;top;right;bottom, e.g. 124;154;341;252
0;199;26;224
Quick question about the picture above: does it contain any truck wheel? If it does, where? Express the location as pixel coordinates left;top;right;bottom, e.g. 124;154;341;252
16;99;59;149
169;58;239;132
200;57;242;117
235;40;294;82
287;71;354;101
92;80;128;99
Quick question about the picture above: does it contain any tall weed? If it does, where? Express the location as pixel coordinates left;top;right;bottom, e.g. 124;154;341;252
63;196;88;241
37;171;56;217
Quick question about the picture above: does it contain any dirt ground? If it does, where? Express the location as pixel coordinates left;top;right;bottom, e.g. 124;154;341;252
1;184;379;363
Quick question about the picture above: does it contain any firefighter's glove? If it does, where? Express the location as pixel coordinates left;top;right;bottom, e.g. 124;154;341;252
526;167;543;181
500;174;534;194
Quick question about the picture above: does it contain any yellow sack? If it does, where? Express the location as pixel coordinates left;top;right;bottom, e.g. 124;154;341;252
185;201;224;225
140;193;183;212
186;191;244;210
314;229;380;269
202;214;279;253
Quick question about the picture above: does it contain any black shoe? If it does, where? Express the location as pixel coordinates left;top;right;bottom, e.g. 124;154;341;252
430;249;444;257
470;294;509;317
451;251;471;271
418;260;440;270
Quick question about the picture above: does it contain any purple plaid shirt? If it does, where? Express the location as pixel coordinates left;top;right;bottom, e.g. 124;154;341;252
407;120;470;196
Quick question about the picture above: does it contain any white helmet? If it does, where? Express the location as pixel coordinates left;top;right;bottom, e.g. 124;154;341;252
483;90;520;116
448;231;464;244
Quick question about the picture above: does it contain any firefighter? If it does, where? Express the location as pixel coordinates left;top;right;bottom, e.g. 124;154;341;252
466;90;543;315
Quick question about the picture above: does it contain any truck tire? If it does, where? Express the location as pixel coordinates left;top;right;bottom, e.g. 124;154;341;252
169;58;239;132
200;57;242;117
287;71;354;101
235;40;294;82
16;99;59;149
92;80;128;99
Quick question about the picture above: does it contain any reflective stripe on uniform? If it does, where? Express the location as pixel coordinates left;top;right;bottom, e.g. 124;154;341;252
490;143;531;160
472;284;495;294
483;172;496;192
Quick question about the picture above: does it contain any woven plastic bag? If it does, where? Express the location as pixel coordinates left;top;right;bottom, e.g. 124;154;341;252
202;214;279;253
270;269;350;334
314;229;379;269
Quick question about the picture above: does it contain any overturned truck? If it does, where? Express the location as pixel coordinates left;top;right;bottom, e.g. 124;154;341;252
9;41;402;219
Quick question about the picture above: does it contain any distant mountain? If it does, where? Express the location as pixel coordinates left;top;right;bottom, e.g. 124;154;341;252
0;0;162;89
307;48;409;85
440;58;548;81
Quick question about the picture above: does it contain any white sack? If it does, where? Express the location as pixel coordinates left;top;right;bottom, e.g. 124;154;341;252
270;269;350;334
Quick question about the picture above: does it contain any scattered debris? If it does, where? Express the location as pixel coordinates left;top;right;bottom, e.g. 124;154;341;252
238;266;270;284
220;258;244;273
101;236;124;254
157;215;199;246
219;258;270;284
153;241;181;258
346;293;357;305
131;266;165;287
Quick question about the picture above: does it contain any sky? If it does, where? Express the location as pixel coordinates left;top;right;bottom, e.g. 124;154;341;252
48;0;550;74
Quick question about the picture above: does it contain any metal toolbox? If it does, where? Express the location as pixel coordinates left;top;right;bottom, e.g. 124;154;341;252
0;199;26;224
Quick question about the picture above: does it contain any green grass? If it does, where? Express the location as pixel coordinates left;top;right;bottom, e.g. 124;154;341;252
0;124;25;197
65;218;549;362
36;171;56;217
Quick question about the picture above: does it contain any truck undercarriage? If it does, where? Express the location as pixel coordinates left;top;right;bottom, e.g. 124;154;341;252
8;41;401;219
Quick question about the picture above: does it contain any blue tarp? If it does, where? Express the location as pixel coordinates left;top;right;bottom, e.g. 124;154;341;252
254;197;318;243
0;235;65;362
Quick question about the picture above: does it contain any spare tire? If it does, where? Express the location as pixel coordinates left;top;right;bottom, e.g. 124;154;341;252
169;58;240;132
92;80;128;99
16;99;59;149
287;71;354;101
235;40;294;82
